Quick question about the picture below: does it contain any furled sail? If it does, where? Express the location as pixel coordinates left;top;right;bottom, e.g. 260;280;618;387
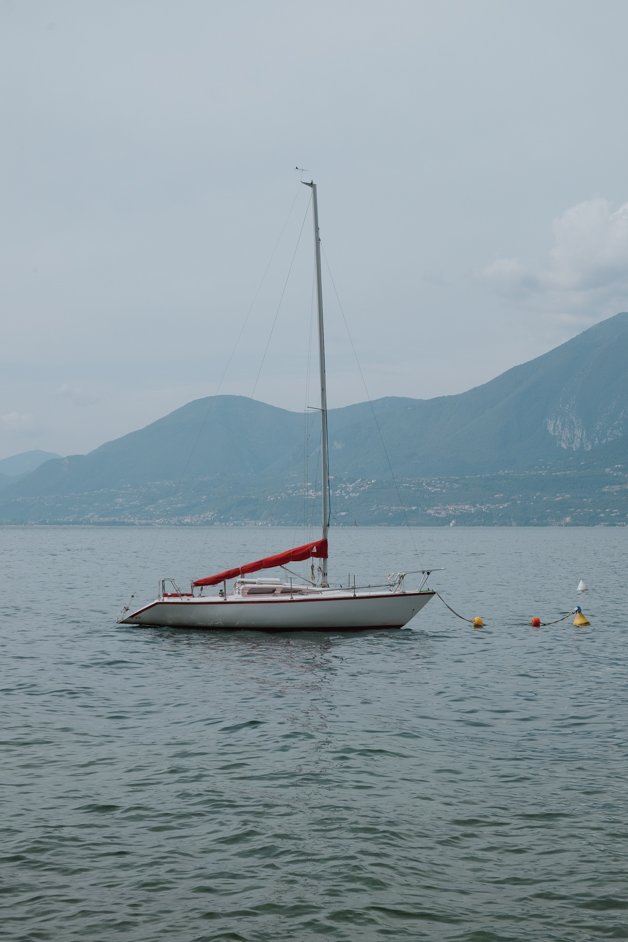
192;539;328;587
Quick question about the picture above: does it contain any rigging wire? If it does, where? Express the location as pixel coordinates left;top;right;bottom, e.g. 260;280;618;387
177;187;304;481
321;247;420;557
250;199;311;401
155;185;306;574
216;187;303;398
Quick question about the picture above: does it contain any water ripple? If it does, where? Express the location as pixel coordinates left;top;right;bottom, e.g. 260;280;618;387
2;526;628;940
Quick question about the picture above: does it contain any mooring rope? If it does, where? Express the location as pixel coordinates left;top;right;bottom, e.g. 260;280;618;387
537;611;574;626
434;590;481;625
433;591;588;629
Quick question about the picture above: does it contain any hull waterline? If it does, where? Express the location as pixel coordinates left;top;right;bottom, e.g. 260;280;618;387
120;589;435;630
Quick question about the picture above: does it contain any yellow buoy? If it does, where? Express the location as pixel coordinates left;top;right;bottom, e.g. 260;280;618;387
472;616;484;628
573;607;590;627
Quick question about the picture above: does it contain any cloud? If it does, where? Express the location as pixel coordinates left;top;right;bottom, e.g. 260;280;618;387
56;384;98;407
547;200;628;292
483;199;628;317
0;411;36;431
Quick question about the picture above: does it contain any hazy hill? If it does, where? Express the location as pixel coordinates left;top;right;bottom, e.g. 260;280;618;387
9;397;304;495
0;450;62;489
1;312;627;524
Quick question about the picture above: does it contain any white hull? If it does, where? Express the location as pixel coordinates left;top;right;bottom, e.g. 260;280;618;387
120;588;434;631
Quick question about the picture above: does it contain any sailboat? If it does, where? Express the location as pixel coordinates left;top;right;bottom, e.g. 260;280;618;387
119;182;435;630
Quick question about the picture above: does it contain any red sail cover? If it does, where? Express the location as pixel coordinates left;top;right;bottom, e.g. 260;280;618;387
192;538;328;587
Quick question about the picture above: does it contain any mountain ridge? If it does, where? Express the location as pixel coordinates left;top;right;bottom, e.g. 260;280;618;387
2;312;627;524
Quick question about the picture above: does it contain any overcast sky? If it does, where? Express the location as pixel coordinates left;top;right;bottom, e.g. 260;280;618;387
2;0;628;459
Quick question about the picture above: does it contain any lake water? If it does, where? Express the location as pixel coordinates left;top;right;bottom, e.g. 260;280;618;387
2;525;627;941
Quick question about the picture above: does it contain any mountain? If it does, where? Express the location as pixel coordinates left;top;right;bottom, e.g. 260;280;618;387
1;312;627;524
0;450;62;489
12;397;303;492
331;310;628;477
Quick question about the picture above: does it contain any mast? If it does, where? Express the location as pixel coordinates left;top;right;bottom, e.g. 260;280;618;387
303;181;330;586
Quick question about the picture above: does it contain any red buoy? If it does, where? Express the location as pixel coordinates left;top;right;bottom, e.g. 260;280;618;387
530;616;541;628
